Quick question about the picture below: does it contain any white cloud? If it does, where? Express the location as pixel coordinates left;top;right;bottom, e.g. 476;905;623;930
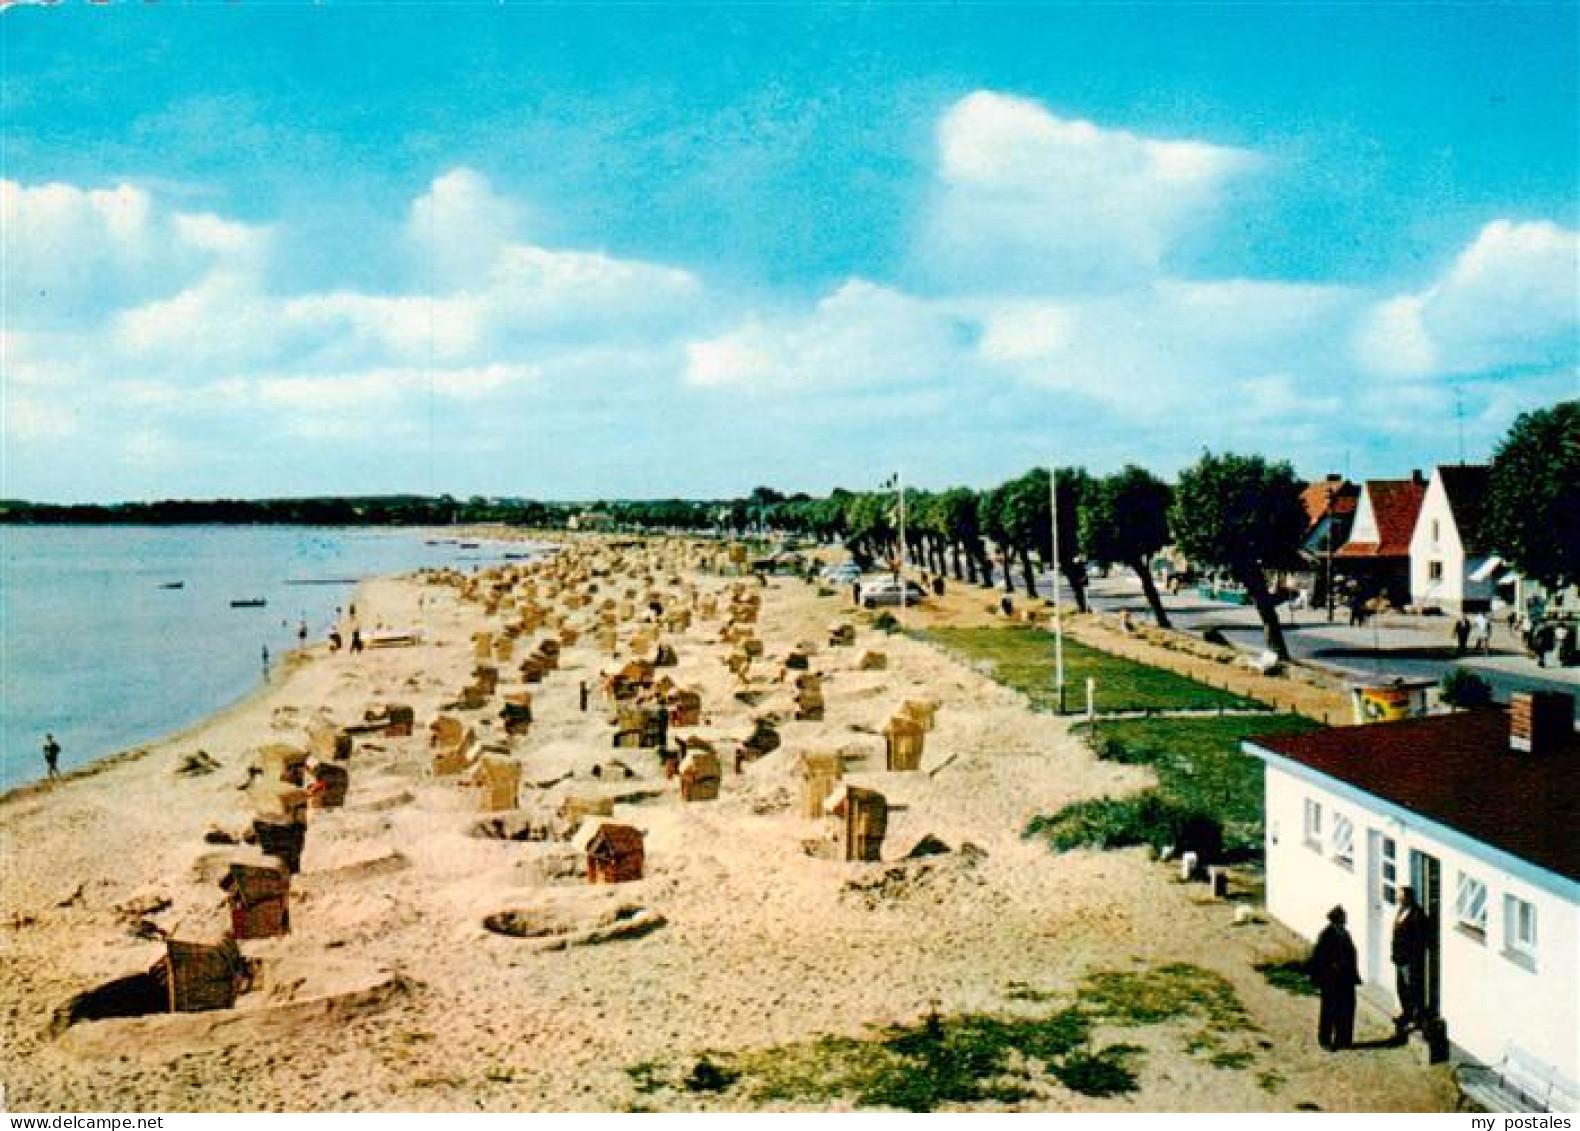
254;364;533;414
924;92;1257;291
978;302;1076;364
4;104;1574;501
407;167;523;287
1;179;269;324
683;279;973;393
1355;219;1580;379
3;170;707;491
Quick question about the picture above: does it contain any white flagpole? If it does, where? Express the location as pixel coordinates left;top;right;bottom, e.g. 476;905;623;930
1050;466;1065;713
898;470;906;619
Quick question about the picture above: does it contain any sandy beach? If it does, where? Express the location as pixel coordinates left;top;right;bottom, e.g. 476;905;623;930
0;538;1460;1112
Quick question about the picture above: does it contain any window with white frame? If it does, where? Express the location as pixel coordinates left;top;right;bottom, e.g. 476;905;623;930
1303;798;1322;850
1428;560;1444;581
1330;812;1354;867
1454;872;1487;939
1504;895;1537;965
1380;836;1398;905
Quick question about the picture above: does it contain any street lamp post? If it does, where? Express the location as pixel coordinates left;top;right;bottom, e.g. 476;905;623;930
897;470;906;618
1050;466;1066;714
1324;489;1337;624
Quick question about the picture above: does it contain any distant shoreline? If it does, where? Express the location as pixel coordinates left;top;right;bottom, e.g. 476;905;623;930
0;527;557;798
0;645;317;807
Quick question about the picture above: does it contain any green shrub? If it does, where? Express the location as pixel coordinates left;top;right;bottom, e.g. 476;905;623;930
1025;792;1224;860
1440;667;1493;708
1053;1045;1144;1097
872;612;901;633
684;1058;739;1093
1254;959;1318;997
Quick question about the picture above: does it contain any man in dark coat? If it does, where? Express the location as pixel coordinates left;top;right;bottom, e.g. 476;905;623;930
1311;905;1361;1050
1392;886;1430;1031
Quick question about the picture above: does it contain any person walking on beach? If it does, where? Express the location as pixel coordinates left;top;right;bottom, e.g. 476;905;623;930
261;644;271;675
1311;905;1360;1051
1392;886;1430;1033
42;733;61;779
350;628;364;654
298;619;308;647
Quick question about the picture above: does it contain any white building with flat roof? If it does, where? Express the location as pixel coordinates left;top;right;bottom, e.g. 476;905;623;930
1244;698;1577;1102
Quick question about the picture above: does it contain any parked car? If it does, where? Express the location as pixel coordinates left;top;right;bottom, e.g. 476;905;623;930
858;577;925;608
821;561;862;583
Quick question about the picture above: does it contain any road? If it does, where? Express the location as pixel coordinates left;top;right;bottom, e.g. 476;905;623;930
952;563;1580;719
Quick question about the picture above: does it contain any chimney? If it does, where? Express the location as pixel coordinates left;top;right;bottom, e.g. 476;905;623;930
1411;469;1426;486
1509;692;1574;756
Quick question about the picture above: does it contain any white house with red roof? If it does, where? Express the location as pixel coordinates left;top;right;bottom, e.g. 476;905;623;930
1335;472;1428;607
1243;695;1577;1102
1410;464;1498;614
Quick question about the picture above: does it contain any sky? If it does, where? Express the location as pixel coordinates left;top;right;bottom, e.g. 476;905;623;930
3;3;1577;503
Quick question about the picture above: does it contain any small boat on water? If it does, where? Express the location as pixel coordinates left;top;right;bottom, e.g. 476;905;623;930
230;598;268;609
159;581;185;590
459;542;481;549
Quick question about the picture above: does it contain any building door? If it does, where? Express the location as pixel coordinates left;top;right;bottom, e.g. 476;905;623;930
1366;830;1399;985
1409;849;1443;1019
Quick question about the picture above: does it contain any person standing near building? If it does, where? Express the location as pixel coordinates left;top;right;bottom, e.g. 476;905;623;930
1472;610;1491;654
1392;886;1430;1033
1453;616;1470;656
42;733;61;779
1311;905;1361;1051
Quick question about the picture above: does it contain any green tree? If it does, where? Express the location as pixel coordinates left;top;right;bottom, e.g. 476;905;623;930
1081;466;1174;627
1171;452;1306;659
844;492;894;569
978;483;1017;594
937;486;990;583
1001;469;1051;598
1050;467;1092;613
1485;400;1580;591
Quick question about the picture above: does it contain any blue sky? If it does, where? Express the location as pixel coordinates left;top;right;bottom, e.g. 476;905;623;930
3;3;1576;502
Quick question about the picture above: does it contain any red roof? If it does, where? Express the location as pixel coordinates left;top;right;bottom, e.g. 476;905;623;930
1299;478;1360;530
1336;477;1427;559
1248;710;1580;883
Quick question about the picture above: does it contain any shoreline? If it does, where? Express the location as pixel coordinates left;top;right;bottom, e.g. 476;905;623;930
0;538;1458;1112
0;648;315;807
1;527;559;800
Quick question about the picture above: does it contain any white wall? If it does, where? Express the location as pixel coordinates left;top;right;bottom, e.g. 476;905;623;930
1348;488;1381;546
1409;469;1496;612
1264;765;1578;1078
1410;473;1463;611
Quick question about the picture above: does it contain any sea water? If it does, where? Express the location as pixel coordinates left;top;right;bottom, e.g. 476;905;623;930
0;526;539;790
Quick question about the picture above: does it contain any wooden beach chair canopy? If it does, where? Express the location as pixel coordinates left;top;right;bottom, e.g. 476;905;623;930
828;784;889;862
222;862;291;939
159;935;250;1013
579;821;646;884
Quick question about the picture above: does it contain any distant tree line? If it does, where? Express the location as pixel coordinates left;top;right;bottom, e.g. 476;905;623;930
6;399;1571;661
0;495;572;528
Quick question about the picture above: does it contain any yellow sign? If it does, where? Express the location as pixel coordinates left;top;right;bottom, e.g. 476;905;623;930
1352;684;1427;723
